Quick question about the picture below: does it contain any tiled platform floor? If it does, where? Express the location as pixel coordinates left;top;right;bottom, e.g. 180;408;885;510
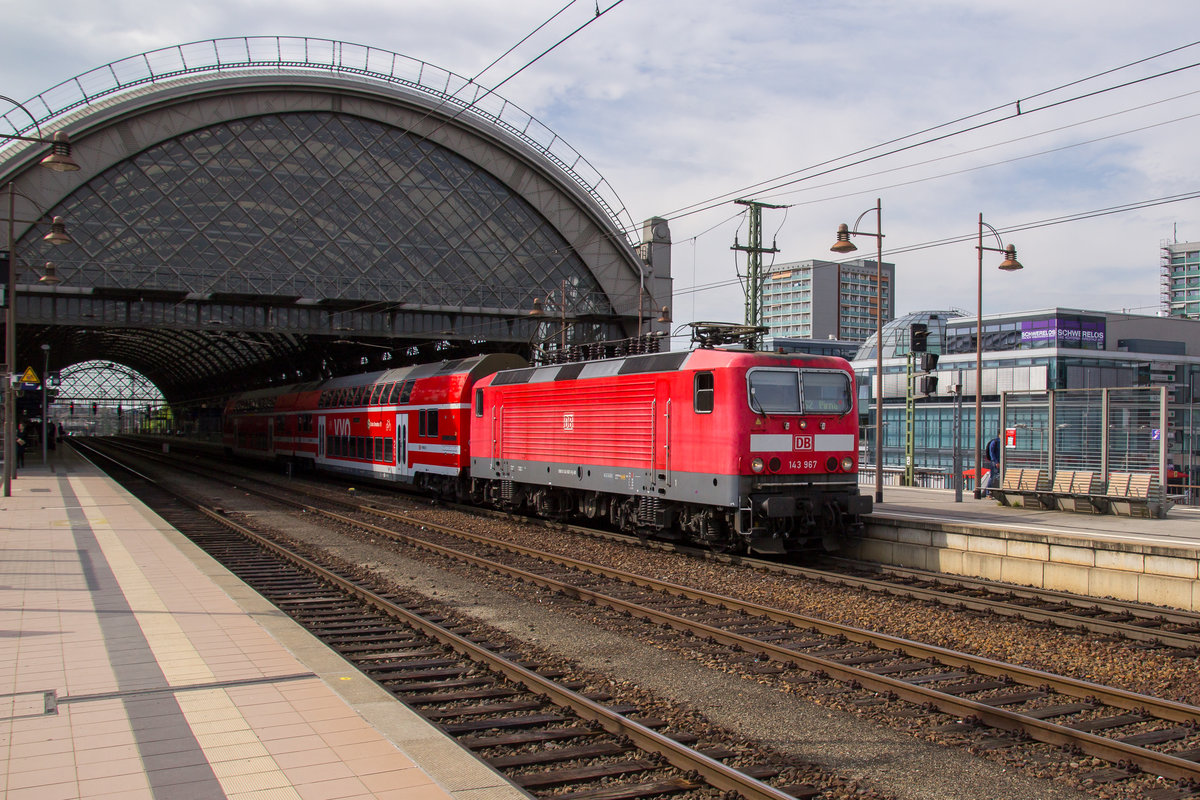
0;447;527;800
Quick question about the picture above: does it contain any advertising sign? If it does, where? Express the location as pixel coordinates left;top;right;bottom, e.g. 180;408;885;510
1019;316;1105;348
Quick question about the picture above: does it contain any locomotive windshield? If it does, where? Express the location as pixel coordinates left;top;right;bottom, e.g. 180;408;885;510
747;369;852;415
800;371;853;414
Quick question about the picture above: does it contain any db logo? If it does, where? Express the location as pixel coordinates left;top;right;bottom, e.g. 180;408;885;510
794;435;814;451
563;413;575;431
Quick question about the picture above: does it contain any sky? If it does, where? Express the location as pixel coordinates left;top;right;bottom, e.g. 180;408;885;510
3;0;1199;338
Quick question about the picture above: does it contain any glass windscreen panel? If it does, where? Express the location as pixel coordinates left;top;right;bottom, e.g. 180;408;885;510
800;370;852;414
747;369;852;414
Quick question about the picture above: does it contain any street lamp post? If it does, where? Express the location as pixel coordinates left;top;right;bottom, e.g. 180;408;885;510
973;213;1024;499
1;101;80;496
831;198;886;504
40;343;49;464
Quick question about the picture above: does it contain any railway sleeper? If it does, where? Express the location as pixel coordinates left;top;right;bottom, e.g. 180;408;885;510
440;712;570;734
513;758;665;789
487;741;634;769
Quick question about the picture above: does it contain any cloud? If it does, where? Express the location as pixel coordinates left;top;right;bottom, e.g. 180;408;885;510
3;0;1199;328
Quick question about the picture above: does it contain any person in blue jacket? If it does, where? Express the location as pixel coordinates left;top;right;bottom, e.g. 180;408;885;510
982;434;1001;496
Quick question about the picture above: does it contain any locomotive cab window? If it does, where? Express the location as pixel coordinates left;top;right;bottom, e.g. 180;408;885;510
747;369;800;413
694;371;714;413
475;388;484;417
800;371;853;414
747;369;853;415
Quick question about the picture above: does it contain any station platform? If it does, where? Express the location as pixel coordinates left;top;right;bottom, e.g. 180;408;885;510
0;446;527;800
860;483;1200;611
871;483;1200;552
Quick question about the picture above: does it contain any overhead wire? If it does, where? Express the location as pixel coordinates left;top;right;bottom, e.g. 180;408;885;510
652;39;1200;226
669;188;1200;303
754;88;1200;207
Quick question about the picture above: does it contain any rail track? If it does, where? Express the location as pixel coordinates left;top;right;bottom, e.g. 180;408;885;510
76;439;841;800
85;438;1200;791
114;436;1200;654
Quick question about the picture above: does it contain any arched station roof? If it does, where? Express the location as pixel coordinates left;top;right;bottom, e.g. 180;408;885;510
1;37;667;405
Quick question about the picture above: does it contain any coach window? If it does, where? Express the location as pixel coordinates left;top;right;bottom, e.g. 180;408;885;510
387;382;401;404
374;437;384;461
694;372;714;413
399;380;414;403
369;385;382;405
428;409;439;437
384;438;394;463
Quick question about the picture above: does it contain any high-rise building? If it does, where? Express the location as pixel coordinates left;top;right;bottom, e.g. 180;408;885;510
1161;240;1200;320
761;258;895;341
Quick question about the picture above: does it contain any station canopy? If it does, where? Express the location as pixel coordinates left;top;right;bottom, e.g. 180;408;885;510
1;37;668;409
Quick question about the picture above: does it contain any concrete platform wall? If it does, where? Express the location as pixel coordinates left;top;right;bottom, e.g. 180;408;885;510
850;520;1200;611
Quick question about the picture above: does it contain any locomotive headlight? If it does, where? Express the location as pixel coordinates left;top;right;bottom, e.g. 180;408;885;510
841;456;854;471
751;457;765;473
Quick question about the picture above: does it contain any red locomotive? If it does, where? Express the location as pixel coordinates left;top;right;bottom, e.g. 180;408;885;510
223;346;870;553
468;347;868;553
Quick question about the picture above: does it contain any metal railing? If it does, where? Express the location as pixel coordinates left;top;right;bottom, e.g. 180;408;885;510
856;465;1199;506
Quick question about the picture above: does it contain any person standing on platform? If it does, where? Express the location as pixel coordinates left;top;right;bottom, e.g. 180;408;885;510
16;423;27;470
982;433;1001;496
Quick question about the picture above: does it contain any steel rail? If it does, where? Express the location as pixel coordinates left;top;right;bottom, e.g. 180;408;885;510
78;440;801;800
86;439;1200;780
517;517;1200;650
329;508;1200;781
824;555;1200;628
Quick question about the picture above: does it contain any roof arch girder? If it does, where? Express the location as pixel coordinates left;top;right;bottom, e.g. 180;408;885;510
2;40;671;401
11;76;654;321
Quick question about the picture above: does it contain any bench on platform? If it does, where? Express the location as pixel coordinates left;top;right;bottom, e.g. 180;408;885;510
1050;470;1104;514
1097;471;1173;519
989;468;1049;508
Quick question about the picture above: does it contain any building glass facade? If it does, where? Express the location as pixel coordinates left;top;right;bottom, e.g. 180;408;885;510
850;308;1200;499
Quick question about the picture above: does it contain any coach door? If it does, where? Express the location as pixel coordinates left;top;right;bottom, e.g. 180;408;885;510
396;416;410;478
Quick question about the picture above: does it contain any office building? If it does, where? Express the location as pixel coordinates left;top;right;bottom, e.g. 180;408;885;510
1162;240;1200;320
762;258;895;341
